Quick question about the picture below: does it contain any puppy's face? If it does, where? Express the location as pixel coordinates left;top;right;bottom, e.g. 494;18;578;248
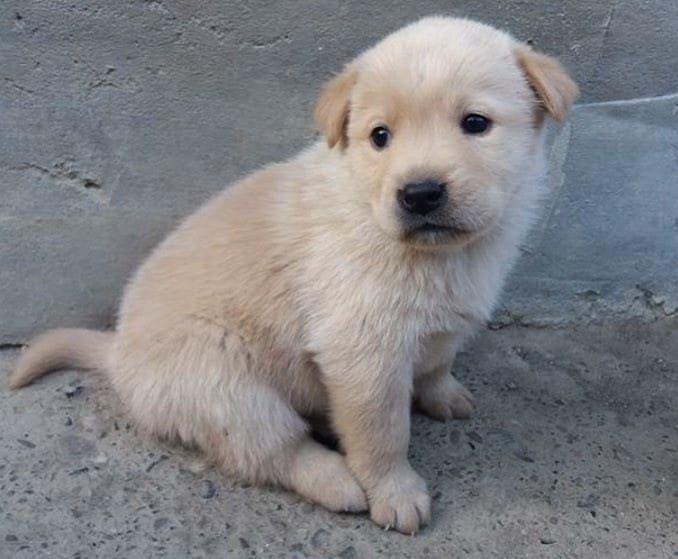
315;18;578;249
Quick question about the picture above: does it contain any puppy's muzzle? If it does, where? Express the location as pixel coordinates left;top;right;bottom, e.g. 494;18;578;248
397;180;447;216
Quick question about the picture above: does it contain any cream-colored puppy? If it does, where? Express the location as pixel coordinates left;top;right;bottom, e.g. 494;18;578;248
10;17;577;533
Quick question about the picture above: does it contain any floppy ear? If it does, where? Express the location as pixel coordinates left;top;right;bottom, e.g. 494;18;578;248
515;48;579;124
314;64;358;148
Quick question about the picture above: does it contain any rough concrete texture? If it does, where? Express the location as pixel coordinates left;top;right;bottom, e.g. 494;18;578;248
500;94;678;327
1;1;677;342
2;320;677;558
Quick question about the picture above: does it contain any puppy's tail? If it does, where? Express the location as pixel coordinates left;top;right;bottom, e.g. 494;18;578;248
8;328;114;389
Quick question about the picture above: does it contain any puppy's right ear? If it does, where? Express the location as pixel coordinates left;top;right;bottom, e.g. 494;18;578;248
314;64;358;149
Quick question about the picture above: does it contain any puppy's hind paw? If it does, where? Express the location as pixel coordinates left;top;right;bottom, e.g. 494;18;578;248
289;441;367;513
416;373;477;421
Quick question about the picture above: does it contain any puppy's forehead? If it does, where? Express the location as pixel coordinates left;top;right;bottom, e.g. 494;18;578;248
355;18;526;109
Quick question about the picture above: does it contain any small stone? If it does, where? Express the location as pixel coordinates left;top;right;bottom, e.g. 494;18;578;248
64;385;84;398
513;449;535;463
467;431;483;443
540;537;556;545
239;537;250;549
16;439;36;449
201;479;216;499
577;494;600;509
64;417;73;426
310;528;329;549
153;517;169;530
338;546;357;559
93;453;108;465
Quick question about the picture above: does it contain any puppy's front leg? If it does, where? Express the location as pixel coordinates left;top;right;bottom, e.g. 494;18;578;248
319;347;430;534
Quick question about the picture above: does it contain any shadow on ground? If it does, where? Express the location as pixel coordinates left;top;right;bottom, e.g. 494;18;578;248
1;319;676;558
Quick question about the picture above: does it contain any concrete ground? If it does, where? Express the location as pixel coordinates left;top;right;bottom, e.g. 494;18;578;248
1;319;676;559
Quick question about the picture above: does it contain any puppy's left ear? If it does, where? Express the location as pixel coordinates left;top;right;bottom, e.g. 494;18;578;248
515;48;579;124
314;64;358;149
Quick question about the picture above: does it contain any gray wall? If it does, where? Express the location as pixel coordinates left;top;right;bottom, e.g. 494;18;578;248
2;1;677;343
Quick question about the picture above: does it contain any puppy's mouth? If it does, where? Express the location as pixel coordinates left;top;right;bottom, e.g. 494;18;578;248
402;222;471;241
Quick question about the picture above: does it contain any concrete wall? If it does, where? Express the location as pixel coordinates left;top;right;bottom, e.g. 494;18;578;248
2;1;677;343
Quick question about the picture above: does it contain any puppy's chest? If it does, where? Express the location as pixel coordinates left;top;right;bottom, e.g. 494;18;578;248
393;272;486;333
384;269;486;373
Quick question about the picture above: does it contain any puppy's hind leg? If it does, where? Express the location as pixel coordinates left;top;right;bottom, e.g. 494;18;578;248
188;336;367;513
204;378;367;513
284;437;368;513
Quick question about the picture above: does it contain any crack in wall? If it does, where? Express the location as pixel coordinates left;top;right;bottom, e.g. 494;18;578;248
187;15;290;51
11;161;102;192
244;35;291;49
583;0;618;94
3;76;36;95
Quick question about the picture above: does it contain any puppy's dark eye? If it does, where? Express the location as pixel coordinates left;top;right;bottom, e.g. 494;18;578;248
461;114;491;135
370;126;391;149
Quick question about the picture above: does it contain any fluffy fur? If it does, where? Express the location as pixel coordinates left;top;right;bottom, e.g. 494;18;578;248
9;17;577;533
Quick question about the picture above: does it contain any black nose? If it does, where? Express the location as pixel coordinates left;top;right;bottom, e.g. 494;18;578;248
397;180;447;215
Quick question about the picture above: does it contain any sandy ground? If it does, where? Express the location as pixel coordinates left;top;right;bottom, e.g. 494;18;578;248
1;319;676;558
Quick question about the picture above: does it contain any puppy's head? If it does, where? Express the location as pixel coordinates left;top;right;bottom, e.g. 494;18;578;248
315;17;578;249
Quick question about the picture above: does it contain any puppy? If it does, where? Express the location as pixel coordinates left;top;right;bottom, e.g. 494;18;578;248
9;17;577;533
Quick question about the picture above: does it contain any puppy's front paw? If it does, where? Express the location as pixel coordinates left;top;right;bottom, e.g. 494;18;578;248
416;373;477;420
369;466;431;534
